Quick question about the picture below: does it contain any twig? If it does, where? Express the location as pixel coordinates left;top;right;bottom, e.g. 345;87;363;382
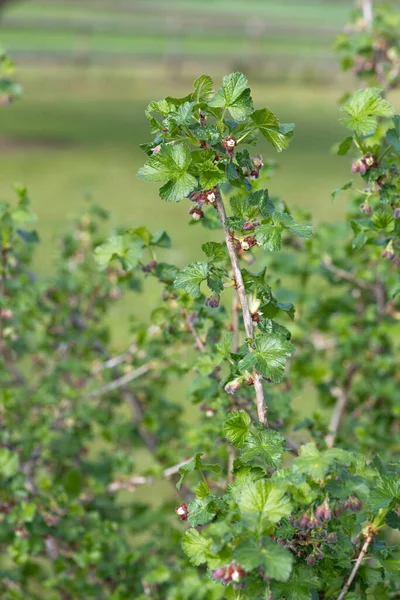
361;0;373;29
92;343;137;373
232;291;240;353
108;458;195;492
85;363;151;398
325;365;357;449
321;258;375;292
124;390;157;452
336;528;374;600
185;312;206;353
215;188;267;425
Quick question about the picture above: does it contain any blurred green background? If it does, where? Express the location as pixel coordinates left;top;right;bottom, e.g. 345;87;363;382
0;0;396;336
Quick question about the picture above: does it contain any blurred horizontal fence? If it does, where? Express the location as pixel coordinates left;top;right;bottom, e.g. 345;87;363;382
0;0;353;82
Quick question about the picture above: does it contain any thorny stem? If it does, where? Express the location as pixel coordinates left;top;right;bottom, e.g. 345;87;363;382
232;291;240;353
214;187;267;425
336;528;374;600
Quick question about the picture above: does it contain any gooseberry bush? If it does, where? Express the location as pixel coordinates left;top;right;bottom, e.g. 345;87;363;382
1;6;400;600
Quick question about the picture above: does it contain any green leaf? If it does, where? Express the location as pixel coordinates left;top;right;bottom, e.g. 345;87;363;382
293;443;351;480
202;241;227;263
63;469;83;497
197;160;226;188
240;429;286;468
234;537;293;582
274;213;313;238
250;108;295;152
271;567;321;600
151;229;172;248
94;235;143;271
238;480;293;527
0;448;19;478
331;180;353;199
176;452;203;490
173;101;194;126
337;136;354;156
368;475;400;511
340;88;394;136
255;223;283;251
137;143;197;202
188;498;216;526
209;72;253;122
182;529;214;566
192;74;214;104
190;124;220;145
174;261;210;298
224;411;252;447
238;334;295;383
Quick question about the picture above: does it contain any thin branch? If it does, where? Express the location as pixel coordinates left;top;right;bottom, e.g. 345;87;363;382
325;366;357;449
337;528;374;600
321;258;375;292
108;458;196;492
124;390;157;452
215;188;267;425
185;312;206;353
92;343;137;373
85;363;151;399
361;0;373;30
232;291;240;353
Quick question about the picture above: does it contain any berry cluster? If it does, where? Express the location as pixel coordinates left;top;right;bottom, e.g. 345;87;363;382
212;563;246;585
351;153;378;175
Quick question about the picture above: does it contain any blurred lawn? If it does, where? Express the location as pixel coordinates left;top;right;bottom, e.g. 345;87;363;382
0;68;352;300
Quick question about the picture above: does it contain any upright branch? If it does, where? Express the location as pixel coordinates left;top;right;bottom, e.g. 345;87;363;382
361;0;373;29
336;528;374;600
215;188;267;425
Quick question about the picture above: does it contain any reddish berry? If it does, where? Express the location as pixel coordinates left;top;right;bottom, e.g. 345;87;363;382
224;378;242;395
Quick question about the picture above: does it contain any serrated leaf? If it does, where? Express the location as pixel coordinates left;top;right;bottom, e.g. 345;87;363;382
368;475;400;511
240;428;285;468
173;101;194;126
238;334;295;383
174;261;210;297
234;537;293;581
255;224;283;251
182;529;214;566
190;124;220;144
197;160;226;188
224;411;252;447
209;72;253;122
192;74;214;104
340;88;394;136
188;498;216;526
94;235;143;271
274;213;313;238
293;443;351;480
250;108;295;152
137;143;197;202
271;567;321;600
202;241;227;263
238;480;293;528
